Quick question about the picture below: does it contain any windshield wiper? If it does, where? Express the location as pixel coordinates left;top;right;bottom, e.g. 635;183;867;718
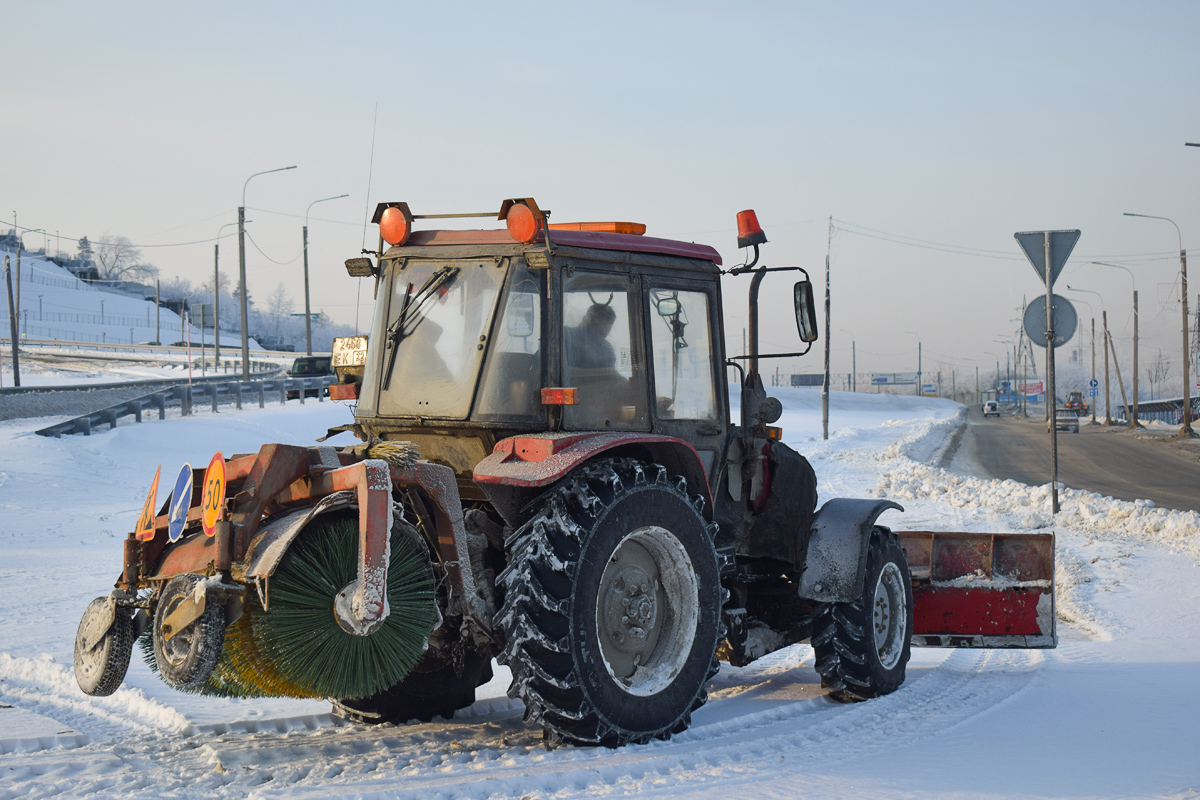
382;266;461;390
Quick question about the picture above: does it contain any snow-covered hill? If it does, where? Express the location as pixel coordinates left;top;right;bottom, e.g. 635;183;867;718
0;388;1197;799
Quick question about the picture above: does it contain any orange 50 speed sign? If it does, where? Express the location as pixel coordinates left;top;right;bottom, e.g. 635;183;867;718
201;452;226;537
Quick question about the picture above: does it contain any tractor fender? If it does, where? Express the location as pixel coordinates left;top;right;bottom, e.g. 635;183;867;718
797;498;904;603
473;432;712;520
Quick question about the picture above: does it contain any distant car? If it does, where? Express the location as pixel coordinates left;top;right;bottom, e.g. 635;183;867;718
983;400;1000;417
286;355;333;399
1054;407;1080;433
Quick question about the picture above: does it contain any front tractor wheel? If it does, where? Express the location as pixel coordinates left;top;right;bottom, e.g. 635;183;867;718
74;597;134;696
153;574;227;689
496;459;722;747
812;528;913;702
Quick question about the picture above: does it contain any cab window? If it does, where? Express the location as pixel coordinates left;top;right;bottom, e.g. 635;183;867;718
648;288;717;420
562;271;648;430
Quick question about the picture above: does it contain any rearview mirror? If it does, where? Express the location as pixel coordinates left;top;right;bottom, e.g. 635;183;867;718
507;293;536;338
794;280;818;343
655;296;680;317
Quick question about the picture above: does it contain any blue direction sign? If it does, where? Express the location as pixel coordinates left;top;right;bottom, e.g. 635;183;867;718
1089;378;1099;388
167;463;194;543
1090;387;1099;397
1015;230;1081;288
1024;294;1077;348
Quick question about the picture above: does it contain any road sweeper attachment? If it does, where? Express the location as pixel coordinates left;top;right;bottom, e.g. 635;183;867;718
74;197;1056;747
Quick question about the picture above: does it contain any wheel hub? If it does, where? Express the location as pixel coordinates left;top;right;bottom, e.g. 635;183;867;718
595;525;699;696
872;561;906;670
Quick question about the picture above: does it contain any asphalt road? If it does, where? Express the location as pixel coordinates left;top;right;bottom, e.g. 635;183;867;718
957;407;1200;513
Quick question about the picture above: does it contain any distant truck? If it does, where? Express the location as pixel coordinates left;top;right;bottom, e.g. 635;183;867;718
1064;391;1088;416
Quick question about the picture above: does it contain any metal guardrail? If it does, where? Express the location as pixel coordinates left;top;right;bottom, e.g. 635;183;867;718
0;365;282;396
3;336;326;359
35;375;337;437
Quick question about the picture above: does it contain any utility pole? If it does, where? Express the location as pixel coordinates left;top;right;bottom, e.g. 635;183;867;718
1107;329;1132;422
851;340;856;391
239;166;297;379
214;242;221;364
1132;288;1141;428
4;256;20;386
1182;250;1193;435
1102;310;1111;424
822;217;831;440
1091;318;1097;425
155;279;160;345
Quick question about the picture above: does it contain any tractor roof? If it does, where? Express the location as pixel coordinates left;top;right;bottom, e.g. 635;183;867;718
398;228;723;266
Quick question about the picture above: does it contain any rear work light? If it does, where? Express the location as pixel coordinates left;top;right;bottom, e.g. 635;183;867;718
548;221;647;235
540;387;579;405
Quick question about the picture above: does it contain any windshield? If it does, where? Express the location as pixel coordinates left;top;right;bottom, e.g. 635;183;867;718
374;259;507;418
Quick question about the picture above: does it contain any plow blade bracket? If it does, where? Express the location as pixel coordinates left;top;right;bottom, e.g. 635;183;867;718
899;531;1056;649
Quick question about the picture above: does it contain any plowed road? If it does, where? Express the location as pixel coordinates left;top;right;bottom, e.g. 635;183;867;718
958;409;1200;512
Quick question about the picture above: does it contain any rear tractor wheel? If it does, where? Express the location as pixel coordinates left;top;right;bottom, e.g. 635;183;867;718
812;528;913;701
497;458;722;746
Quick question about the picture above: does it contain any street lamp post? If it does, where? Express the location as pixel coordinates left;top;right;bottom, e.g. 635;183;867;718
1066;293;1098;426
1124;212;1194;437
1091;261;1140;428
303;194;349;355
239;166;297;379
904;331;921;396
214;220;242;365
1068;286;1111;425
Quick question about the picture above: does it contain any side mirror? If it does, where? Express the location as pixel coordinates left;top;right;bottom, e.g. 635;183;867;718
507;293;536;338
794;280;818;343
655;296;680;317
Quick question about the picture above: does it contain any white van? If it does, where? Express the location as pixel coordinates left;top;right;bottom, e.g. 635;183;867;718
983;401;1000;417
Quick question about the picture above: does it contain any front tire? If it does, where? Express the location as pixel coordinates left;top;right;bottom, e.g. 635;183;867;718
812;528;913;702
153;574;227;689
496;458;722;746
74;597;134;696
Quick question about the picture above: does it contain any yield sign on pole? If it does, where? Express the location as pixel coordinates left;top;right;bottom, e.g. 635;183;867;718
1014;230;1081;288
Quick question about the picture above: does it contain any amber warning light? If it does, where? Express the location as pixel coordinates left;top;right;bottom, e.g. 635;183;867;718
540;387;579;405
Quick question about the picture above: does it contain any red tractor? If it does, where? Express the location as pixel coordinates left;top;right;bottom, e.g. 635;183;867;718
74;199;1055;747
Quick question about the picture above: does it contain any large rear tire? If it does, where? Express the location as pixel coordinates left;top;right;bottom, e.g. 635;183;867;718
812;528;913;701
496;458;722;746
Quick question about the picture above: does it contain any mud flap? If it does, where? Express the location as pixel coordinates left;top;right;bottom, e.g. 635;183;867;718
899;531;1056;648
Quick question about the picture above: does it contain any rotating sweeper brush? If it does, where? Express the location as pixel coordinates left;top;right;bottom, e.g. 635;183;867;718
138;514;435;700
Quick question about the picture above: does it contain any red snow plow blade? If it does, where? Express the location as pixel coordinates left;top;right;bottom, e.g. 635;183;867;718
899;531;1056;648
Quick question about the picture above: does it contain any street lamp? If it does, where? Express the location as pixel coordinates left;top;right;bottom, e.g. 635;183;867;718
1091;261;1140;427
239;165;297;379
303;194;349;355
903;330;921;396
1123;212;1193;437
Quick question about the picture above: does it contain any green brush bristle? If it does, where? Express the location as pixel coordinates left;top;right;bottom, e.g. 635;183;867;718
141;514;435;701
252;514;436;700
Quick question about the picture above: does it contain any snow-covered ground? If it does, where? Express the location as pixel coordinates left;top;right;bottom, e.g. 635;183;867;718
1;386;1198;799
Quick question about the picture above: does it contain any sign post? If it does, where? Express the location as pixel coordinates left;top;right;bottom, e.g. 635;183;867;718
1016;229;1081;514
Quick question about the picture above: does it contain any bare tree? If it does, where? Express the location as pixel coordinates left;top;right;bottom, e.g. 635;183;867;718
93;235;158;282
267;283;294;318
1145;351;1171;400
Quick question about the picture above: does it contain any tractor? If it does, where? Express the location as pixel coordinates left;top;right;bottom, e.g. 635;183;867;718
74;199;1056;747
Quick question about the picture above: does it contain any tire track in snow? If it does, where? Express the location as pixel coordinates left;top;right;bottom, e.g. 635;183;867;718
0;648;1043;800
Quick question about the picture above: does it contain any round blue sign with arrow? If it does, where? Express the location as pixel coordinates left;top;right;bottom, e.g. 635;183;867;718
1090;378;1099;388
167;463;193;543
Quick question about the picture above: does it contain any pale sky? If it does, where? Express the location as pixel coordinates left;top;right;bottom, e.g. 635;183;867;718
6;2;1198;387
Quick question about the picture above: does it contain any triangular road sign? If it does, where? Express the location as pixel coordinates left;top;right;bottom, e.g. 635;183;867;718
1014;230;1081;288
